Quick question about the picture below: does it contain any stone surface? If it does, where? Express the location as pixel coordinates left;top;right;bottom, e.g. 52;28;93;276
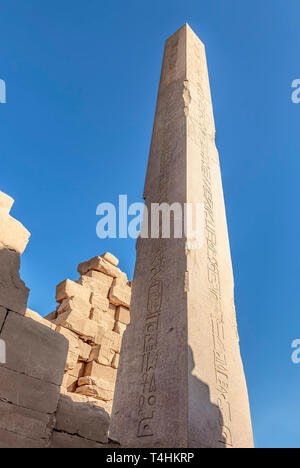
0;306;7;329
0;191;14;214
115;306;130;325
56;279;91;304
25;308;56;329
0;248;29;314
90;293;110;313
110;24;253;448
55;309;106;344
0;310;68;385
78;256;127;282
78;275;111;297
57;296;91;318
0;428;47;448
84;361;117;384
0;400;55;442
109;278;131;308
101;252;119;267
55;394;110;444
0;366;61;414
49;431;106;449
89;344;115;366
0;214;30;254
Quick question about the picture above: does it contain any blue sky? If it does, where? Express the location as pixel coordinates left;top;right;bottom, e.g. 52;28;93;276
0;0;299;448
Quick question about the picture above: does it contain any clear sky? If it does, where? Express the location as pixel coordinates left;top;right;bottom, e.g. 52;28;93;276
0;0;299;448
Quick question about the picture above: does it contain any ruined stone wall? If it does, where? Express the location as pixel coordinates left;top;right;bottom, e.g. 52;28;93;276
0;191;130;448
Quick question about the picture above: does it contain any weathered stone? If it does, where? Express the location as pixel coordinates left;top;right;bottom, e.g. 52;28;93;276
78;275;110;297
101;252;119;267
62;373;78;393
56;279;91;304
55;394;110;444
111;353;119;369
0;428;47;448
77;376;114;401
115;305;130;325
107;303;116;319
0;214;30;254
45;310;57;321
103;330;122;353
78;339;91;361
114;321;127;336
109;277;131;308
0;310;68;385
57;296;91;318
68;361;86;379
76;385;113;402
110;24;254;448
55;309;106;344
90;293;109;313
84;361;117;384
65;349;79;372
56;325;79;349
49;431;106;449
78;256;127;282
90;308;115;331
25;308;56;330
0;367;60;414
89;344;114;366
0;400;55;442
0;248;29;314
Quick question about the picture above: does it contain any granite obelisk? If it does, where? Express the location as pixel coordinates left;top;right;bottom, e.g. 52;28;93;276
110;24;254;448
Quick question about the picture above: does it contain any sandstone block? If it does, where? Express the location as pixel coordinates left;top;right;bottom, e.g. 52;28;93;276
101;252;119;266
115;305;130;325
76;384;113;402
0;214;30;254
78;339;91;361
65;349;79;372
56;279;91;304
103;329;122;353
109;278;131;308
55;309;106;345
56;326;79;349
90;293;110;313
68;361;86;379
78;275;110;297
84;361;117;385
57;296;91;318
25;308;56;330
90;308;115;331
78;256;127;282
55;394;110;444
0;400;55;442
87;398;113;414
0;367;60;414
0;311;68;385
0;248;29;314
86;269;114;288
44;310;57;321
62;373;78;393
89;344;114;366
114;321;127;335
107;303;116;319
112;352;120;369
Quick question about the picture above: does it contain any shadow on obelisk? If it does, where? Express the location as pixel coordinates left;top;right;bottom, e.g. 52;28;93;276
188;346;227;448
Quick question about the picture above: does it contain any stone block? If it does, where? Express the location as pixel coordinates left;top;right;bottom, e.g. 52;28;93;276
78;339;91;361
90;293;110;313
111;353;119;369
115;305;130;325
57;296;91;318
0;400;55;442
114;321;127;335
78;256;127;282
55;394;110;444
55;309;106;345
89;344;114;366
0;367;60;414
56;279;91;304
62;373;78;393
25;308;56;330
86;269;114;288
84;361;117;385
68;361;86;379
78;275;110;297
103;330;122;353
0;428;47;448
0;248;29;314
90;308;115;331
0;310;68;385
109;278;131;308
76;384;113;402
0;214;30;254
101;252;119;267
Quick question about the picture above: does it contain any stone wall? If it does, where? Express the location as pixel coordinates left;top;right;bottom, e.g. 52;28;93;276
0;191;130;448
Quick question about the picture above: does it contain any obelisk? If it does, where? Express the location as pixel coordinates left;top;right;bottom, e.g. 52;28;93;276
110;24;254;448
